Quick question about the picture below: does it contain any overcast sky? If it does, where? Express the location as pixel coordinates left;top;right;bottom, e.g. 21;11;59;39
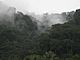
1;0;80;14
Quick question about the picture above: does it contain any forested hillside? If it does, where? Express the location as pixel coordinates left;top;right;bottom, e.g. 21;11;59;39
0;9;38;60
0;3;80;60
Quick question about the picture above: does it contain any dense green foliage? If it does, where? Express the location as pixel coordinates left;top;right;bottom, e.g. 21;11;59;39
0;9;80;60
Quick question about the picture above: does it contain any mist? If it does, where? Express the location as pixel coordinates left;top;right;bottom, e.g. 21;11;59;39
0;2;16;24
27;12;67;32
0;1;73;32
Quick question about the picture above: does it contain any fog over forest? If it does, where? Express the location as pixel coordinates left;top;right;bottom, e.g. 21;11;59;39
0;2;68;31
0;1;80;60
